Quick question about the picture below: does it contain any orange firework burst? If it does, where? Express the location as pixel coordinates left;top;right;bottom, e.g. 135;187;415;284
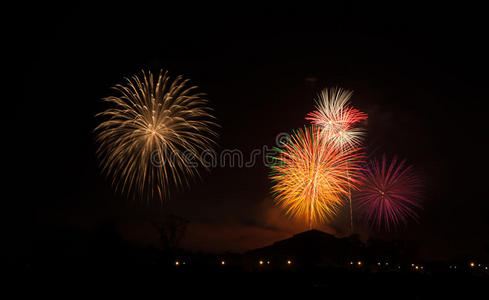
269;126;364;228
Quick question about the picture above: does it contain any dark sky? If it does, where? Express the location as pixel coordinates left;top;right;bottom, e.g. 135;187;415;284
12;3;489;259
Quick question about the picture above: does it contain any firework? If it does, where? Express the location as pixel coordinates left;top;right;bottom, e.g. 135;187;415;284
269;126;364;228
95;70;217;201
306;87;367;232
355;155;423;231
306;87;367;149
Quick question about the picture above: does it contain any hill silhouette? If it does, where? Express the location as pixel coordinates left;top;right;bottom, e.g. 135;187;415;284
246;229;366;267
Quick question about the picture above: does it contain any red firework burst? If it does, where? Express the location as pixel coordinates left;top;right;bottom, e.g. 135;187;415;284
306;88;367;149
355;155;423;231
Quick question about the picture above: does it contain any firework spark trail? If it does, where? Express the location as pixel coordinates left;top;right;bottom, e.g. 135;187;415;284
269;126;364;229
306;87;367;232
356;155;423;231
95;70;218;202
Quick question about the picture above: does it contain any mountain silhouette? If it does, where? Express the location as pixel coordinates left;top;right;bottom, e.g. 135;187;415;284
246;229;366;267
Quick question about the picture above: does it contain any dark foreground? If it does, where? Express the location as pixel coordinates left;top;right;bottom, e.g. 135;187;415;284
8;261;487;298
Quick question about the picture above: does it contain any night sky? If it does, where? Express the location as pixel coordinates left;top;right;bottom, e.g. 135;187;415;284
12;3;488;260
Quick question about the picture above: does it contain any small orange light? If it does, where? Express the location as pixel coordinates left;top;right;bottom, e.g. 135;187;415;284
287;260;292;265
259;260;264;265
175;261;180;266
221;260;225;265
470;262;475;267
357;261;362;266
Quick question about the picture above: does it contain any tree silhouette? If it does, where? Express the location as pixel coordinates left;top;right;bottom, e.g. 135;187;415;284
152;214;188;251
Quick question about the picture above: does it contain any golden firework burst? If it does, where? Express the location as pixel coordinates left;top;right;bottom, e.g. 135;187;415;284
95;70;217;202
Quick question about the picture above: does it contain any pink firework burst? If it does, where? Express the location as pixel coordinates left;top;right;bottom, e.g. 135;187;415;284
356;155;423;231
